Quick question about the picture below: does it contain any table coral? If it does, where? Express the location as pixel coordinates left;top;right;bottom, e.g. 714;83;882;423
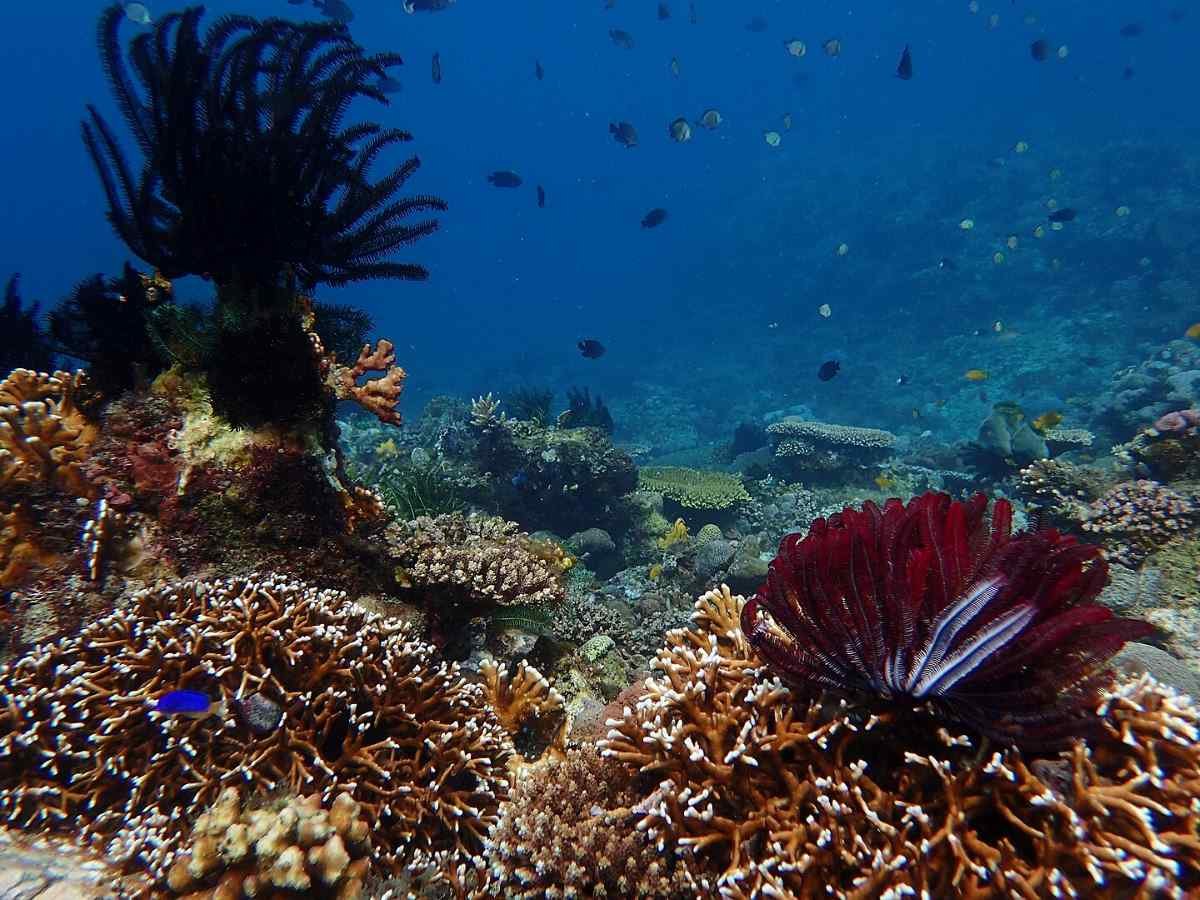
638;466;751;511
0;575;514;884
166;788;372;898
765;417;895;478
387;512;571;609
600;585;1200;897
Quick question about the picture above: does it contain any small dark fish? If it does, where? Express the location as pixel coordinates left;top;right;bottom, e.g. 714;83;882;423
746;16;768;33
1030;39;1050;61
537;185;546;208
511;469;530;489
1122;65;1135;80
938;256;957;271
1119;23;1144;37
1048;208;1077;222
818;360;841;381
609;28;636;49
535;59;544;80
641;207;668;228
232;693;284;736
403;0;455;12
689;1;698;24
487;170;523;188
657;2;670;20
822;38;842;57
896;44;912;80
155;690;221;718
431;52;442;84
578;339;606;359
374;75;403;94
314;0;354;23
610;121;638;147
896;375;909;386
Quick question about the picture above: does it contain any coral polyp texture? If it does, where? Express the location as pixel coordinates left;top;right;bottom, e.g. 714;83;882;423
600;584;1200;897
0;368;96;498
0;575;513;884
638;466;751;511
166;788;372;898
387;512;571;609
742;491;1153;746
1082;479;1200;567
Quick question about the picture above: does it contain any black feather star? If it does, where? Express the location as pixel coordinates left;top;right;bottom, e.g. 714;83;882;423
81;4;446;294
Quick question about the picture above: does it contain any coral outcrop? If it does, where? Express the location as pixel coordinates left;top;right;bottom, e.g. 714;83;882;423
1082;479;1200;566
765;417;895;480
600;585;1200;897
387;512;571;610
0;575;513;884
165;789;372;898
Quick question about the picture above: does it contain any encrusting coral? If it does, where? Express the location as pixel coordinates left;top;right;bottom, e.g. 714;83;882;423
639;466;751;511
166;788;372;898
600;584;1200;897
0;575;514;885
387;512;572;609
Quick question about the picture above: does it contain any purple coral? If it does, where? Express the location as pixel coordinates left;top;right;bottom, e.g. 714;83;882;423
742;491;1153;746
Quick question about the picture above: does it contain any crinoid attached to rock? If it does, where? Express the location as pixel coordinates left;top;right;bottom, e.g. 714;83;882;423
742;490;1154;746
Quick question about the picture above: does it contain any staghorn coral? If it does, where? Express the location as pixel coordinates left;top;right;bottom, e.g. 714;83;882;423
743;491;1152;746
600;585;1200;898
387;512;570;609
475;747;694;898
480;659;568;764
470;393;505;430
165;788;372;898
0;368;97;498
327;339;407;426
639;466;750;511
0;575;513;883
1083;479;1200;566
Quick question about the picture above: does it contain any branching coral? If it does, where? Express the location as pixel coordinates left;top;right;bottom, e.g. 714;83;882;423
1015;458;1106;528
0;575;513;883
475;747;695;898
480;659;568;764
600;585;1200;897
0;369;97;498
743;491;1153;746
387;513;571;609
639;467;750;511
166;788;372;898
328;339;407;426
1083;479;1200;566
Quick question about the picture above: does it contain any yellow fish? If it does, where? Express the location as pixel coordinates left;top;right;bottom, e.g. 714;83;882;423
649;563;663;580
1031;411;1063;433
1186;323;1200;340
874;473;895;490
964;369;989;382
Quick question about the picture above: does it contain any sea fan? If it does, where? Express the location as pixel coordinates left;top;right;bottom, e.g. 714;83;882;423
742;491;1153;745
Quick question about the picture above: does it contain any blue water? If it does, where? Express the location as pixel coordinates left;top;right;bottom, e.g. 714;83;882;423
2;0;1195;444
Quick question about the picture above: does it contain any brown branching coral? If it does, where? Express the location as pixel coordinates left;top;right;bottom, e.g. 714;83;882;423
599;585;1200;897
0;503;53;588
480;659;568;764
0;368;97;498
166;788;373;898
474;747;695;898
329;339;407;426
0;575;514;884
387;513;571;609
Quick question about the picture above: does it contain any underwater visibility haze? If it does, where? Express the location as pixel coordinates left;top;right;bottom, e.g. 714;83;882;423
1;0;1200;897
